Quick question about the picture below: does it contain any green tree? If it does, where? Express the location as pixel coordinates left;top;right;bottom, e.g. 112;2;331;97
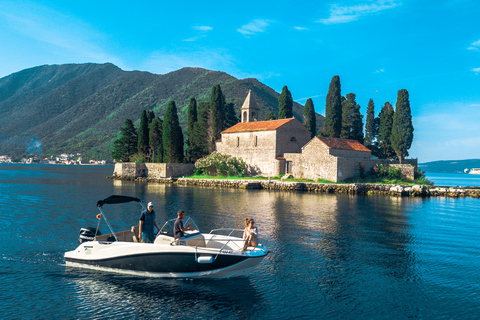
364;98;379;152
303;98;316;138
278;85;293;119
162;101;184;163
112;119;137;162
149;117;163;163
185;97;198;163
223;101;238;129
391;89;414;163
210;84;225;144
324;75;342;138
340;93;364;143
377;102;395;159
191;101;211;161
265;112;276;120
137;110;150;158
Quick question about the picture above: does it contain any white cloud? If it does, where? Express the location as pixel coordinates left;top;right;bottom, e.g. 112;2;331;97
294;26;308;31
472;67;480;74
193;26;213;31
374;68;385;74
237;19;272;36
182;35;206;42
318;1;400;25
467;39;480;50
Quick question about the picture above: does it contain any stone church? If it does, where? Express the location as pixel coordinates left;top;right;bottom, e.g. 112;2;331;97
215;91;417;182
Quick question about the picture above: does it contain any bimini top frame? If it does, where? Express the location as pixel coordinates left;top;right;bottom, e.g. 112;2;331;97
95;195;146;242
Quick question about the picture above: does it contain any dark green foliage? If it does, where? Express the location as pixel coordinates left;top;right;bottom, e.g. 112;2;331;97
324;75;342;138
162;101;184;163
278;85;293;119
340;93;364;143
303;98;316;138
190;102;211;161
149;117;163;163
391;89;414;163
364;99;379;153
377;102;395;159
223;102;238;129
185;97;198;163
210;84;225;144
111;119;137;162
138;110;150;157
265;112;276;120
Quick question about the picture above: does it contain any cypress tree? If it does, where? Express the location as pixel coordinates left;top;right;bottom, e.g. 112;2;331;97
223;101;238;129
364;98;379;151
303;98;316;138
278;85;293;119
149;117;163;163
340;93;364;143
112;119;137;162
137;110;150;158
191;101;212;160
391;89;414;164
324;75;342;138
185;97;198;163
377;102;395;159
162;101;184;163
210;84;225;144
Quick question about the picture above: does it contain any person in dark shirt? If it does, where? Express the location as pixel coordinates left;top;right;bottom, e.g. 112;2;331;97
139;202;160;243
173;210;192;243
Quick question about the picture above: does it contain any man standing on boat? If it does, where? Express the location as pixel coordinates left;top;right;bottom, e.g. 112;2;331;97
174;210;192;244
139;202;160;243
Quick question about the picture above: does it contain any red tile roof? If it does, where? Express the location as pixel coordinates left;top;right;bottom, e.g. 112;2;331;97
317;136;371;152
221;118;296;133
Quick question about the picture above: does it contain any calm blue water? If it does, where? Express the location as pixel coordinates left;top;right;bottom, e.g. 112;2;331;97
425;171;480;187
1;164;480;319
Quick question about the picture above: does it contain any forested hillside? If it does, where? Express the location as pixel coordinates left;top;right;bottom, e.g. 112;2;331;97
0;63;324;161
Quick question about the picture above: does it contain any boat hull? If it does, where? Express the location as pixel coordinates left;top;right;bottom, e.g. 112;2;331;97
64;241;267;279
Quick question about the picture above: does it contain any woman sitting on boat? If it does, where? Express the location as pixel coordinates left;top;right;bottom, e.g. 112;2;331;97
241;218;258;251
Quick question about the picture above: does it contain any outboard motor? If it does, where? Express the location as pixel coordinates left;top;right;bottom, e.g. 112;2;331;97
78;227;101;244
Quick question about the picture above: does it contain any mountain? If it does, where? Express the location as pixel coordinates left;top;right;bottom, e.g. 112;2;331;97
418;159;480;173
0;63;324;161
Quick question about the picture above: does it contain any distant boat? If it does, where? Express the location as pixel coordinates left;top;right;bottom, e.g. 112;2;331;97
469;168;480;175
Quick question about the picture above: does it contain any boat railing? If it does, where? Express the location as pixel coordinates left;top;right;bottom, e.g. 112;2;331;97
207;228;270;252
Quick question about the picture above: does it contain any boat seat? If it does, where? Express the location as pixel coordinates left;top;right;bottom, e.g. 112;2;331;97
95;229;136;242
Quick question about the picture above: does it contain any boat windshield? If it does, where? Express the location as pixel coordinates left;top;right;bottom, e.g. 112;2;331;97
158;216;200;237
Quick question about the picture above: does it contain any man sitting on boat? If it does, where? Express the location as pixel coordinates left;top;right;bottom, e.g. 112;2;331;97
139;202;160;243
174;210;193;244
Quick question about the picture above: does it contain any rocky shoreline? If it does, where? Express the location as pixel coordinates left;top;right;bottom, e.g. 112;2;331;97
108;176;480;198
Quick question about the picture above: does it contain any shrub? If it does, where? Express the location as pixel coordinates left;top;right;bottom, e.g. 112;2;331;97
195;152;246;177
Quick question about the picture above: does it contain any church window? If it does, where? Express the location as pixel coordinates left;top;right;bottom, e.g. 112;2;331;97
237;137;240;147
254;136;258;147
290;136;297;142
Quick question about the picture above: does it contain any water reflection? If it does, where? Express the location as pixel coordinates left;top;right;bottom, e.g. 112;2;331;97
65;269;263;319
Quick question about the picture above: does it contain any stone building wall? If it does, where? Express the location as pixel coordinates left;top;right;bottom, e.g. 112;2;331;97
216;130;278;175
275;121;312;155
284;137;418;182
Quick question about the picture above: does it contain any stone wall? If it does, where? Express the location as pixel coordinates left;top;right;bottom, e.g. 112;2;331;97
216;130;278;176
112;163;195;179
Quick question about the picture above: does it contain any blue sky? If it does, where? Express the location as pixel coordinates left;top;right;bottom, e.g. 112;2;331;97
1;0;479;162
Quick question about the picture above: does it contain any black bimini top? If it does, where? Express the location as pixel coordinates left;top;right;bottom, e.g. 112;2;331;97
97;195;141;207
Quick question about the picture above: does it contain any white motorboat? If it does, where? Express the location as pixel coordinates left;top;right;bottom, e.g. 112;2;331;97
64;195;269;279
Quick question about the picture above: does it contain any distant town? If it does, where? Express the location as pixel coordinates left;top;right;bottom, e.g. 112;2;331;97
0;154;108;165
